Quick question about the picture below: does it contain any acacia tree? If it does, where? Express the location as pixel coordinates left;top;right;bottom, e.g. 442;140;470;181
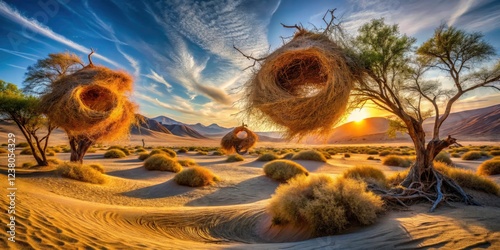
0;81;55;166
352;19;500;210
24;52;84;94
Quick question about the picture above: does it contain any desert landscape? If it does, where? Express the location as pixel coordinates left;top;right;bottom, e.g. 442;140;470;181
1;1;500;249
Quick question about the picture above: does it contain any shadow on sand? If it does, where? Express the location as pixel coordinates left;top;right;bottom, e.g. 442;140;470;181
121;179;192;199
185;175;280;207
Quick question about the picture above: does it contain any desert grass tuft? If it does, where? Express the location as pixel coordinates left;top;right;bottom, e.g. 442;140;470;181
88;163;105;173
263;160;309;182
434;151;453;165
343;165;387;188
257;153;280;162
292;150;327;162
382;155;412;168
22;162;37;168
477;160;500;176
138;152;150;161
226;154;245;162
108;145;130;155
461;151;483;160
57;162;107;184
177;158;198;167
174;167;220;187
160;148;177;158
104;149;126;158
144;154;182;172
268;175;384;236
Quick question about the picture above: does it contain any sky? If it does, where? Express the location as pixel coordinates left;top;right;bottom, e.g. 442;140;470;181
1;0;500;128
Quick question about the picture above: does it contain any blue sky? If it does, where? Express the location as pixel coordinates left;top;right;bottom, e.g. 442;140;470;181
1;0;500;127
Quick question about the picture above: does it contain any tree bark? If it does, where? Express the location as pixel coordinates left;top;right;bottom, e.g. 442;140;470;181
69;135;94;163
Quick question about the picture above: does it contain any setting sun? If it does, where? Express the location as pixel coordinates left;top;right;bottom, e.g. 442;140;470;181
347;108;369;123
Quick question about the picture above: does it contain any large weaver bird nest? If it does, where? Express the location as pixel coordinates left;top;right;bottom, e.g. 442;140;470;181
40;65;136;141
243;30;361;139
221;126;258;155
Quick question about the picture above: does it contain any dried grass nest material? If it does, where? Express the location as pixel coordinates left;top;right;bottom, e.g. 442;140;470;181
40;65;136;141
220;126;258;155
243;30;362;139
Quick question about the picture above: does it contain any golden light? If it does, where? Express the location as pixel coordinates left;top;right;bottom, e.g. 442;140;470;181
347;108;369;123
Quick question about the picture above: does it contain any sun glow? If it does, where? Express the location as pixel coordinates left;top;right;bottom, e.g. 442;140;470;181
347;108;370;123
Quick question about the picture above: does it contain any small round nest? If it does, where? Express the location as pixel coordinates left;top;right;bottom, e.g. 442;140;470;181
40;65;136;141
243;30;361;139
220;126;258;155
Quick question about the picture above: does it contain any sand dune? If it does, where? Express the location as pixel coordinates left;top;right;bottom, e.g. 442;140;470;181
1;151;499;249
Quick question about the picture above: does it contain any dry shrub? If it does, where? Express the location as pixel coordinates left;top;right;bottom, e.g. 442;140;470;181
135;148;147;153
138;152;150;161
108;145;130;155
434;151;453;165
387;169;409;186
104;149;126;158
16;142;29;147
177;158;197;167
477;160;500;176
0;148;8;154
226;154;245;162
22;162;36;168
282;152;295;159
433;162;499;195
57;162;106;184
196;151;208;155
461;151;483;160
268;175;384;236
367;150;379;155
47;158;62;165
343;165;387;188
20;147;35;155
257;153;280;162
263;160;309;182
160;148;177;158
40;65;136;142
242;31;362;139
489;150;500;156
292;150;327;162
382;155;412;168
177;148;188;153
220;126;258;154
149;149;166;156
174;166;220;187
46;150;56;156
88;163;105;173
144;154;182;172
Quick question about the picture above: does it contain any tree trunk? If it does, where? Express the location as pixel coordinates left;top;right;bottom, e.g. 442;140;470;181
69;135;94;163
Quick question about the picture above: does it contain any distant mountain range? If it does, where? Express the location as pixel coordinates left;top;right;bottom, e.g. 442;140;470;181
134;104;500;143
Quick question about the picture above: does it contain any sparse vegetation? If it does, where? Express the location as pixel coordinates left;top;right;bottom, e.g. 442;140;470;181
268;175;384;236
489;150;500;156
174;167;220;187
196;151;209;155
379;150;391;156
108;146;130;156
433;162;500;196
138;152;150;161
0;148;7;154
177;158;197;167
104;149;127;159
344;153;351;158
177;148;188;153
20;147;35;155
47;158;62;165
477;160;500;176
160;148;177;158
292;150;327;162
461;151;483;160
22;162;37;168
144;154;182;172
434;151;453;165
343;165;387;188
263;160;309;182
226;154;244;162
257;153;280;162
16;142;29;147
382;156;412;168
57;162;107;184
88;163;105;173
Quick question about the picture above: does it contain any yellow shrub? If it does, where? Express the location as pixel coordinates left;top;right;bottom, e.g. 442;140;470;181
257;153;280;162
343;165;387;188
226;154;244;162
144;154;182;172
177;158;197;167
57;162;106;184
174;167;220;187
104;149;126;158
292;150;327;162
263;160;309;182
268;175;384;236
477;160;500;176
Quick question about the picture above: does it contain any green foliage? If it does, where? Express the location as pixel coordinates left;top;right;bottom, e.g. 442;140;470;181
104;149;126;158
174;167;220;187
226;154;244;162
268;175;384;236
263;160;309;182
144;154;182;172
292;150;327;162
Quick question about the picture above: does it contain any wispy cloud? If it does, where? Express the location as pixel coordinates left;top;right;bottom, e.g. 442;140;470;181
144;69;172;92
0;1;122;68
6;63;26;70
0;48;38;61
448;0;475;26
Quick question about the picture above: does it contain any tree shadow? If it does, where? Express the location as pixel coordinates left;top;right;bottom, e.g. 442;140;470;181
121;179;192;199
185;175;279;207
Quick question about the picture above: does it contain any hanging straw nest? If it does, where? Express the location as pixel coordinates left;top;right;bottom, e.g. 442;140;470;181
220;126;258;155
243;30;362;139
40;65;137;141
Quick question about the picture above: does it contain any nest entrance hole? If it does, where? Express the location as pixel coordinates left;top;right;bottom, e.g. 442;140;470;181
79;86;116;112
275;54;328;97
